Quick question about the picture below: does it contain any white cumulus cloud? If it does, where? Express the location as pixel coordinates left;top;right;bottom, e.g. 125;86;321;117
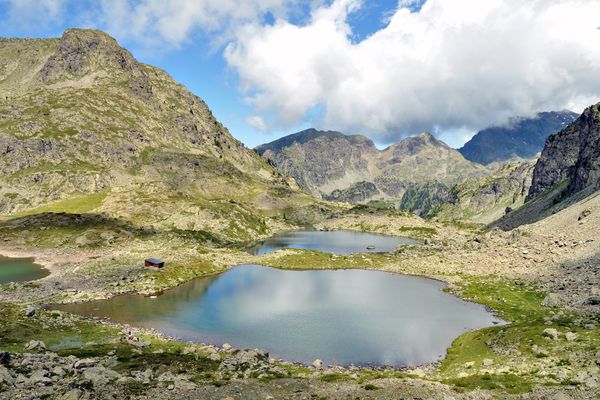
225;0;600;143
2;0;67;28
95;0;296;49
246;115;268;132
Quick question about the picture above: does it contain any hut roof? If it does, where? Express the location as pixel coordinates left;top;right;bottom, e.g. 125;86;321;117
146;258;163;264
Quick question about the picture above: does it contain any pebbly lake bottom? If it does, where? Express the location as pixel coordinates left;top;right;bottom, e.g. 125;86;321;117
0;255;50;284
54;264;501;367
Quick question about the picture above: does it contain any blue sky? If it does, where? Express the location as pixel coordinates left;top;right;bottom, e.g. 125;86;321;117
1;0;599;149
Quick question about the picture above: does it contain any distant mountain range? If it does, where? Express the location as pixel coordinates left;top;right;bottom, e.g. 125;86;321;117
256;110;576;211
256;129;488;203
459;111;578;165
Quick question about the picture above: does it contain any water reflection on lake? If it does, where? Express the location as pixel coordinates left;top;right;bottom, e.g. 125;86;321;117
55;265;498;367
251;230;418;255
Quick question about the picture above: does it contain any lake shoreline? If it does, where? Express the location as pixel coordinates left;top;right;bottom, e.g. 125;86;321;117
52;264;500;369
1;241;509;374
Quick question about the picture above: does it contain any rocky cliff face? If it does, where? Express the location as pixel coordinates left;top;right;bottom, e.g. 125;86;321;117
459;111;578;165
568;104;600;194
257;130;487;202
0;29;313;241
527;103;600;201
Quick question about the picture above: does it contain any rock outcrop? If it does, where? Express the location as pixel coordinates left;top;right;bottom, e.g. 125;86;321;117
40;28;141;82
435;160;536;223
527;103;600;201
323;181;380;202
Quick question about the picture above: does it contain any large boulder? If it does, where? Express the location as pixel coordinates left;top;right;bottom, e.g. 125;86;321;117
542;328;559;340
542;293;563;308
218;349;288;379
81;366;121;386
28;369;52;386
24;340;46;352
73;358;98;369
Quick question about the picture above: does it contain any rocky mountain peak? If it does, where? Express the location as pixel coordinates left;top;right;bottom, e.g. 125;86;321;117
40;28;140;82
256;128;375;155
417;131;437;142
385;132;449;158
416;132;448;147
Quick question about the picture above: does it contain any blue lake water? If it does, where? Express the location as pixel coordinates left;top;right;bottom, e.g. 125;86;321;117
55;264;499;367
251;230;418;255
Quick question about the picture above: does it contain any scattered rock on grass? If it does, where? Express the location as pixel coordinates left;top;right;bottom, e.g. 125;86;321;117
542;293;563;308
542;328;559;340
565;332;578;341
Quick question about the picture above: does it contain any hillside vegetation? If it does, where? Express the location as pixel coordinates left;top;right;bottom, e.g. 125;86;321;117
0;29;324;243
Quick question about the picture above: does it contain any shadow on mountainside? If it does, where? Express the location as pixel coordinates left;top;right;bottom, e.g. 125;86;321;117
0;212;223;249
489;182;599;231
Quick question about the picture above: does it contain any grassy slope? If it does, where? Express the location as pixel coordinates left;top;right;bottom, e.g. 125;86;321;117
0;30;323;244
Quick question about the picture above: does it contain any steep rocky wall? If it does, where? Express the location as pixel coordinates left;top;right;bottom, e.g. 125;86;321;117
527;103;600;201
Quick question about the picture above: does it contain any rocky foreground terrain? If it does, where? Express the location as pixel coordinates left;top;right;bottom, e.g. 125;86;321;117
0;29;599;400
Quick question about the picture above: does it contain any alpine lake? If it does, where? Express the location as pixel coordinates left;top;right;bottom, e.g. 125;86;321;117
54;230;500;367
0;256;50;284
